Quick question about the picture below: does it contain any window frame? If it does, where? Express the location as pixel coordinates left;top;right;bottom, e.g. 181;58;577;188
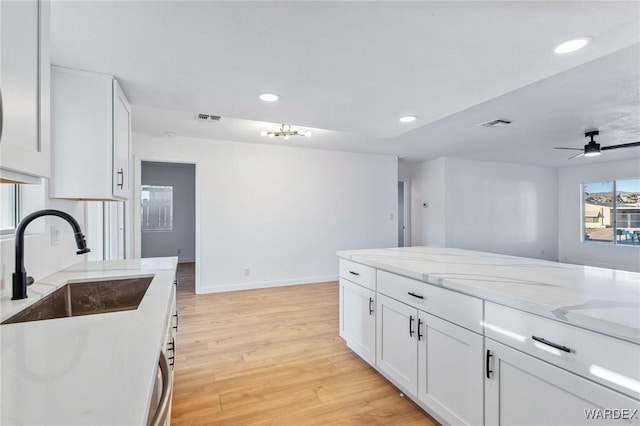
0;184;20;236
141;184;174;233
582;179;640;247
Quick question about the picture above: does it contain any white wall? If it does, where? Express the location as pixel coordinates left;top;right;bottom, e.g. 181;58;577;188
415;158;448;247
405;157;558;260
133;133;398;293
444;158;558;260
141;161;196;262
401;158;447;246
0;182;87;298
558;158;640;272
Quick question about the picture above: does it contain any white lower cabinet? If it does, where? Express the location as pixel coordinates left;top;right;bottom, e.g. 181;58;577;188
418;312;484;425
376;293;418;396
339;278;376;365
376;293;484;424
340;259;640;426
485;339;640;426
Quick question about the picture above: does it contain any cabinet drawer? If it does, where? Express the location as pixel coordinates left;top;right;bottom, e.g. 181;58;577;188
339;259;376;290
377;270;482;333
485;302;640;399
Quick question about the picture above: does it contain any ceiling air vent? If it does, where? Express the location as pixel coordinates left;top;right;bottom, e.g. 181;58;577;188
479;118;512;128
195;113;221;122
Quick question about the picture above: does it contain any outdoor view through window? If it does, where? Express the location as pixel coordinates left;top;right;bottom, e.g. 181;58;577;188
583;179;640;246
141;185;173;231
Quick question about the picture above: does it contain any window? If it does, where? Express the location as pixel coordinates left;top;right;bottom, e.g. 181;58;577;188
1;184;19;234
583;179;640;246
141;185;173;232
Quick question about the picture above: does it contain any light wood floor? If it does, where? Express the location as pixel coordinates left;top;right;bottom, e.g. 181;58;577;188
171;263;437;425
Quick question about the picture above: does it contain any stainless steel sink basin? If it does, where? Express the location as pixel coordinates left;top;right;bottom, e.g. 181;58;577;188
1;276;153;325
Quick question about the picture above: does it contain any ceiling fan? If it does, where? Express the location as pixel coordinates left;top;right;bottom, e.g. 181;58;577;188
554;130;640;159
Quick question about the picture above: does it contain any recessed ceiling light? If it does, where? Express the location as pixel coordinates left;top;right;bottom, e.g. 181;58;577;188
400;115;418;123
259;93;279;102
554;37;591;54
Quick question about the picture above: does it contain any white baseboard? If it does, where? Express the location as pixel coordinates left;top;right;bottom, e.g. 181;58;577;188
198;274;339;294
178;258;195;264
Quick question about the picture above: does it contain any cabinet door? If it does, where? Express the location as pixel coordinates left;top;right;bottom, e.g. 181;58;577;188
340;278;375;365
112;79;130;199
50;66;113;199
485;339;640;426
0;0;50;180
376;293;418;396
418;312;483;425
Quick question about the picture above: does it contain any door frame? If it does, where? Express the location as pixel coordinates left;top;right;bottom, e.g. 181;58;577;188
133;155;200;293
399;179;411;247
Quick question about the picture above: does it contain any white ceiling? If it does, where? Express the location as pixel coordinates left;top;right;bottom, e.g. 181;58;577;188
50;1;640;167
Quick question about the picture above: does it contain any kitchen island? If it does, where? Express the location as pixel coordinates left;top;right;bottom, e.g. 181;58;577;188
0;257;178;425
337;246;640;425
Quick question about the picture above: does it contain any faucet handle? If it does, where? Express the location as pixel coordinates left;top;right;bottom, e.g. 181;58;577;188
26;276;34;286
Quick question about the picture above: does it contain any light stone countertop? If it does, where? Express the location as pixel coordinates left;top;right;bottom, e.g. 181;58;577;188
337;247;640;344
0;257;178;426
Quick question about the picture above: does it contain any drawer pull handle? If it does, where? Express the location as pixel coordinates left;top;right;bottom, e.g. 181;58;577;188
173;312;179;331
349;271;360;276
117;168;124;189
486;349;493;378
409;315;415;337
532;336;572;353
408;292;424;299
368;297;374;315
417;318;423;341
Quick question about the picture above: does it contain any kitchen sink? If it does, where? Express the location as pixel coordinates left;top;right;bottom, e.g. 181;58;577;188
1;276;154;325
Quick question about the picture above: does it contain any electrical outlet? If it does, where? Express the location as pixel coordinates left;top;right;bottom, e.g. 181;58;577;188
390;213;394;220
51;226;60;246
177;249;182;254
244;268;250;276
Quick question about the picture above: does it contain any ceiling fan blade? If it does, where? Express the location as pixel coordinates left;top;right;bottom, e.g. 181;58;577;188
600;141;640;151
554;147;583;150
568;152;585;160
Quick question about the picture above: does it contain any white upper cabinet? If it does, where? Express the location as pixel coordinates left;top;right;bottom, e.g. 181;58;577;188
50;66;131;200
0;0;51;183
112;81;131;199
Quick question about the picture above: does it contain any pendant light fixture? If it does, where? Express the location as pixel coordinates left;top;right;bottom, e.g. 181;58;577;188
260;124;312;139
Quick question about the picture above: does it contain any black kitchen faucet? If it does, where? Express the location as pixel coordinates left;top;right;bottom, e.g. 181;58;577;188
12;209;90;300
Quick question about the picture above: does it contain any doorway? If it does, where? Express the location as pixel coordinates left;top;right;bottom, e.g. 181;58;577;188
141;161;196;293
398;180;410;247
